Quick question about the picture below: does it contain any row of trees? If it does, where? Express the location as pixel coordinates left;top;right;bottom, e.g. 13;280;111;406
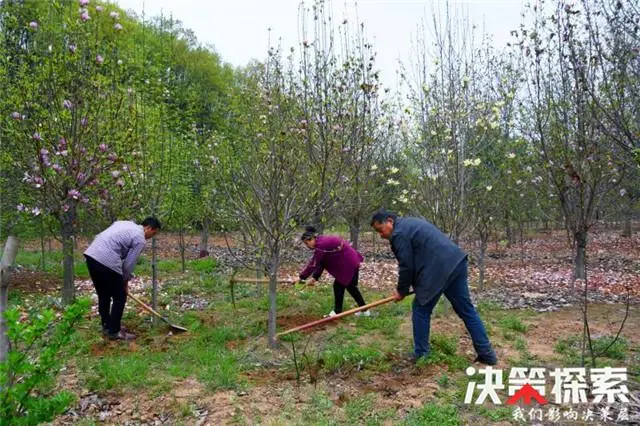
1;0;639;346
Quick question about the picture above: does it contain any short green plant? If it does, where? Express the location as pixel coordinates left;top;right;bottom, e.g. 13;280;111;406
418;334;468;371
499;315;528;333
0;298;91;425
555;335;629;362
475;405;513;422
404;403;460;425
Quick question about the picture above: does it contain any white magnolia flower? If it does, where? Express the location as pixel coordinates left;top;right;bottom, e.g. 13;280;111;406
486;186;493;191
507;152;516;159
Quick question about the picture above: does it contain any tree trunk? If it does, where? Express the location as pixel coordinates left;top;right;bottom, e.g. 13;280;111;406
152;236;158;314
199;220;209;257
478;231;488;291
256;268;263;297
39;216;46;271
61;210;76;304
349;223;360;251
1;236;19;363
505;222;515;248
574;229;587;280
179;226;186;273
622;217;632;238
267;254;281;349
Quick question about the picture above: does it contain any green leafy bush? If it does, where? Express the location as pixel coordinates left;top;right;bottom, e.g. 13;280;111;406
0;298;90;425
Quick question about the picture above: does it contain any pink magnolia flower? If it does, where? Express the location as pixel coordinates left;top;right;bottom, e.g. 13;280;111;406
107;153;117;162
96;5;104;12
62;204;70;212
114;23;123;31
52;164;63;173
109;11;120;19
16;204;25;212
99;143;107;152
79;0;89;6
81;196;89;204
40;149;50;165
80;117;88;126
80;10;90;21
58;137;67;149
29;21;38;29
11;111;21;120
96;54;104;64
76;172;86;182
115;178;125;187
32;132;42;141
111;170;120;178
68;189;81;199
63;99;73;109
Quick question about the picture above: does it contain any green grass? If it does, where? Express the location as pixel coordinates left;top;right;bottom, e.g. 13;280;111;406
416;333;468;371
514;336;527;351
498;314;529;333
555;334;630;363
474;405;513;422
77;316;246;394
403;403;460;426
355;315;402;338
300;392;337;425
15;255;561;424
344;394;396;425
15;249;90;278
322;343;387;373
15;250;217;282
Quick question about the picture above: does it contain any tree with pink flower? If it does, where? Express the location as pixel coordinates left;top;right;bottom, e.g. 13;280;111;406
2;1;139;303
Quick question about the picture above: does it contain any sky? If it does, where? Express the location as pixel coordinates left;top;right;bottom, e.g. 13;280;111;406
115;0;527;90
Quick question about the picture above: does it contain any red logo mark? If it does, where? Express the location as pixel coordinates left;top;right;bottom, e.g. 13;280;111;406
506;384;549;405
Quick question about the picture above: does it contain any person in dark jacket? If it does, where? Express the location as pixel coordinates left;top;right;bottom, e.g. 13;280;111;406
297;226;369;317
370;210;496;365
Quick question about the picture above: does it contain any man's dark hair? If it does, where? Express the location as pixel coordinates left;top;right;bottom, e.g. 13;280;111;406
370;210;397;226
141;216;162;230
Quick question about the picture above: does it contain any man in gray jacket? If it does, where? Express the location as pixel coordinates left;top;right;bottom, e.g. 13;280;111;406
84;217;161;340
371;210;496;365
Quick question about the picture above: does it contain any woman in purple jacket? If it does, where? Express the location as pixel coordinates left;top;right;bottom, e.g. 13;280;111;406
297;226;369;317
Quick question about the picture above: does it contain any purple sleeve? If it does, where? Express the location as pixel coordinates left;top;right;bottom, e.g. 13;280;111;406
299;250;326;280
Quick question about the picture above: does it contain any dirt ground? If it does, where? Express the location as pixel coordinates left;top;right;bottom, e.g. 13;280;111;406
10;227;640;424
51;303;640;425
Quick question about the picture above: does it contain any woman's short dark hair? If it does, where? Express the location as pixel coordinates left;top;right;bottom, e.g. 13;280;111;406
370;210;397;226
301;225;318;241
142;216;162;230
